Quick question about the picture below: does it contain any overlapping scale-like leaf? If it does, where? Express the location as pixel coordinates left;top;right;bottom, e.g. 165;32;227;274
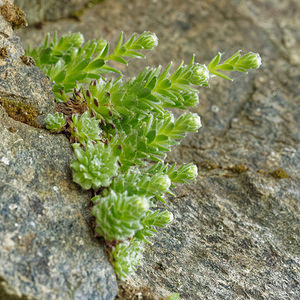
92;191;150;242
71;142;119;190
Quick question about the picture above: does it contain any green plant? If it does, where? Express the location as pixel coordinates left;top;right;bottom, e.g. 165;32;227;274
45;112;66;132
29;32;261;281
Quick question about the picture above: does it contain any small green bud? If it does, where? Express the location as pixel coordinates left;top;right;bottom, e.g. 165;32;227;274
65;32;84;48
236;52;262;70
183;164;198;181
181;91;199;107
150;174;171;193
155;210;174;226
175;112;202;133
137;32;158;49
45;112;66;132
168;163;198;183
191;64;209;85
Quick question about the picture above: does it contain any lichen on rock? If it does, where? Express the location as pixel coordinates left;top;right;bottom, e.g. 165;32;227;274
0;1;27;29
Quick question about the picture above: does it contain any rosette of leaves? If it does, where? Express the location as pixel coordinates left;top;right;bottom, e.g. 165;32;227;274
110;238;144;280
70;111;101;144
92;191;150;242
45;112;66;132
71;141;119;189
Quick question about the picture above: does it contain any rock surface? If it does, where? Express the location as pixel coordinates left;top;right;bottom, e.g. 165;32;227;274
14;0;91;25
13;0;300;299
0;107;118;300
0;0;55;128
0;2;118;300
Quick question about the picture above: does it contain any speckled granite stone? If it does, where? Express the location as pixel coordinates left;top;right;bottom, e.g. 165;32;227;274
0;2;118;299
0;106;118;300
0;1;55;128
14;0;300;299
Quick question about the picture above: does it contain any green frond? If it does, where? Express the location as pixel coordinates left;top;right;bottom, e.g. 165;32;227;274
135;210;174;243
27;32;158;101
147;162;198;184
106;111;201;170
110;167;171;202
208;51;262;80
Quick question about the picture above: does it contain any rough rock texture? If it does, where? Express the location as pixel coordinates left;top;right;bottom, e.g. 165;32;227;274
0;107;118;300
15;0;300;299
0;0;55;128
14;0;92;25
0;3;118;300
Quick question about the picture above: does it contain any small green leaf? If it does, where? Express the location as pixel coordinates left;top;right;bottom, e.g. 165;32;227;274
111;56;128;64
100;43;109;58
211;70;232;81
146;76;157;90
39;48;54;64
146;130;157;143
85;59;105;71
71;58;90;73
160;79;172;89
100;64;122;74
216;63;234;71
125;50;145;58
116;31;124;50
53;70;66;83
207;52;222;72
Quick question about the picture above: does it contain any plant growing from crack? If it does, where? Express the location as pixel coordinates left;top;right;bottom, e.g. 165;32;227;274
28;32;261;284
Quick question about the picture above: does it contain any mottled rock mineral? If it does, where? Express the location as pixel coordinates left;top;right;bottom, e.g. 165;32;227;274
0;2;118;300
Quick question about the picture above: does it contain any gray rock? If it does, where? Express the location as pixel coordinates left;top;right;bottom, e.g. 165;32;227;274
0;3;118;300
14;0;91;25
0;106;118;300
15;0;300;299
0;1;55;128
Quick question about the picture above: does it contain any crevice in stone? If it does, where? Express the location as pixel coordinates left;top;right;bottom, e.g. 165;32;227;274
0;276;32;300
219;81;258;139
0;94;43;128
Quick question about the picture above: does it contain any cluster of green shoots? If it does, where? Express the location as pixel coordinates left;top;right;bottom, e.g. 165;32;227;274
27;31;261;283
